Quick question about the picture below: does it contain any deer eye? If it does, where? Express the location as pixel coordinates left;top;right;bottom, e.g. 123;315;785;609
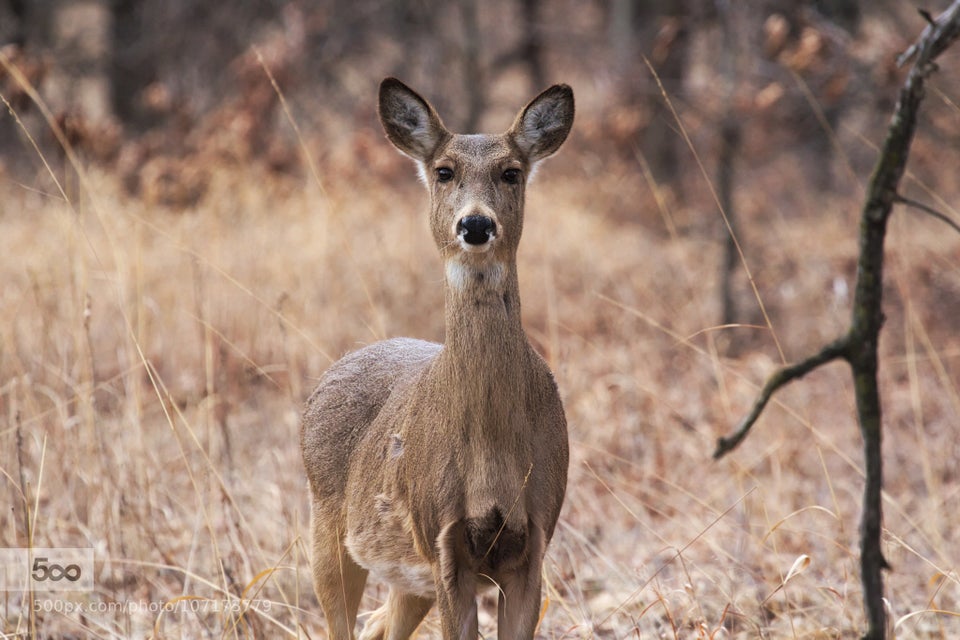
501;168;522;184
436;167;455;183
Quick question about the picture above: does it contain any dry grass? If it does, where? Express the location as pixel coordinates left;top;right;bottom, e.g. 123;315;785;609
2;76;960;640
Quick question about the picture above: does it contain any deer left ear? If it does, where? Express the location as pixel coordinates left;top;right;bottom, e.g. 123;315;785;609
378;77;449;162
509;84;574;163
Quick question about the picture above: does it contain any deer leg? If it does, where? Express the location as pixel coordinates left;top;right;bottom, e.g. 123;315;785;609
311;504;368;640
497;524;546;640
435;521;479;640
359;588;434;640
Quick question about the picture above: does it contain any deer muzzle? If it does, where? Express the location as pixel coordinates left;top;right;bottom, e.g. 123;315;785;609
456;215;497;249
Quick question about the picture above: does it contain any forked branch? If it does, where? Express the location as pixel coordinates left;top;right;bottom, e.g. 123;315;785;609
896;2;960;67
713;0;960;492
712;3;960;638
713;336;850;458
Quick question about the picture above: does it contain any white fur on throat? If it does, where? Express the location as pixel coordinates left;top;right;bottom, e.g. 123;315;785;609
445;260;504;291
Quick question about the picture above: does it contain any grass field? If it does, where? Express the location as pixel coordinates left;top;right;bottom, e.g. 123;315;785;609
2;68;960;639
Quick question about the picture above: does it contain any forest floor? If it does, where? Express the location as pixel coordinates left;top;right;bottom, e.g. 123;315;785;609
2;69;960;639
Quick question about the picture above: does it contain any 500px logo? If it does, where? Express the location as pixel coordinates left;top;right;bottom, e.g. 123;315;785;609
32;556;83;582
0;548;94;592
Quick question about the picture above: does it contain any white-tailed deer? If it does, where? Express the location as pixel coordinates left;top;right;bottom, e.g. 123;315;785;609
301;77;573;640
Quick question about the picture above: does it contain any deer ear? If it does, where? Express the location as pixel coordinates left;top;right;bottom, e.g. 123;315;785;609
378;78;448;162
510;84;574;163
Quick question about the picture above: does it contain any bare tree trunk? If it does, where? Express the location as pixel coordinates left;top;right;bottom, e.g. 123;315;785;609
460;0;484;132
609;0;636;81
714;4;960;638
519;0;545;92
621;0;690;202
718;117;741;327
641;49;687;197
46;0;113;122
717;0;745;329
109;0;149;128
4;0;26;45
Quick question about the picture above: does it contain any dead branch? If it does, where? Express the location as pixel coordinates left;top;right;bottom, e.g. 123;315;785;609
713;2;960;638
896;3;960;67
894;194;960;235
713;336;849;458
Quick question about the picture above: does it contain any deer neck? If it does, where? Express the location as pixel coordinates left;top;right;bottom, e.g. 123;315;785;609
436;256;530;410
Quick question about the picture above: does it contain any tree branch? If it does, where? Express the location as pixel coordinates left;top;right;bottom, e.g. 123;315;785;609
713;336;850;459
896;1;960;67
894;194;960;235
713;3;960;638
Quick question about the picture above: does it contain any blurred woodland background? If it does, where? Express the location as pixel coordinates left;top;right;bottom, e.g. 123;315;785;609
3;0;947;210
2;1;960;638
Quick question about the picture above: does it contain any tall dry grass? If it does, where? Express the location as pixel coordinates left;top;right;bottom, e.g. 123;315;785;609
2;72;960;640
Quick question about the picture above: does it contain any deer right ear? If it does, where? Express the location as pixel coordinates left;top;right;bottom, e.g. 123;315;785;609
378;78;448;162
510;84;575;163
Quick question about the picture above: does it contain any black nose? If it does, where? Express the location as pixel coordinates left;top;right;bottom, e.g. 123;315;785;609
457;215;497;245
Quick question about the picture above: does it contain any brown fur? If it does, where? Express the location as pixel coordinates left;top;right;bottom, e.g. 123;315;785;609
300;77;573;640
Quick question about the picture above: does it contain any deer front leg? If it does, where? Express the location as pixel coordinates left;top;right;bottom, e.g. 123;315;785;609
435;521;479;640
497;524;546;640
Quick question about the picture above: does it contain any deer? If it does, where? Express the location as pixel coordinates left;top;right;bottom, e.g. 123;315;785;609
300;77;573;640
